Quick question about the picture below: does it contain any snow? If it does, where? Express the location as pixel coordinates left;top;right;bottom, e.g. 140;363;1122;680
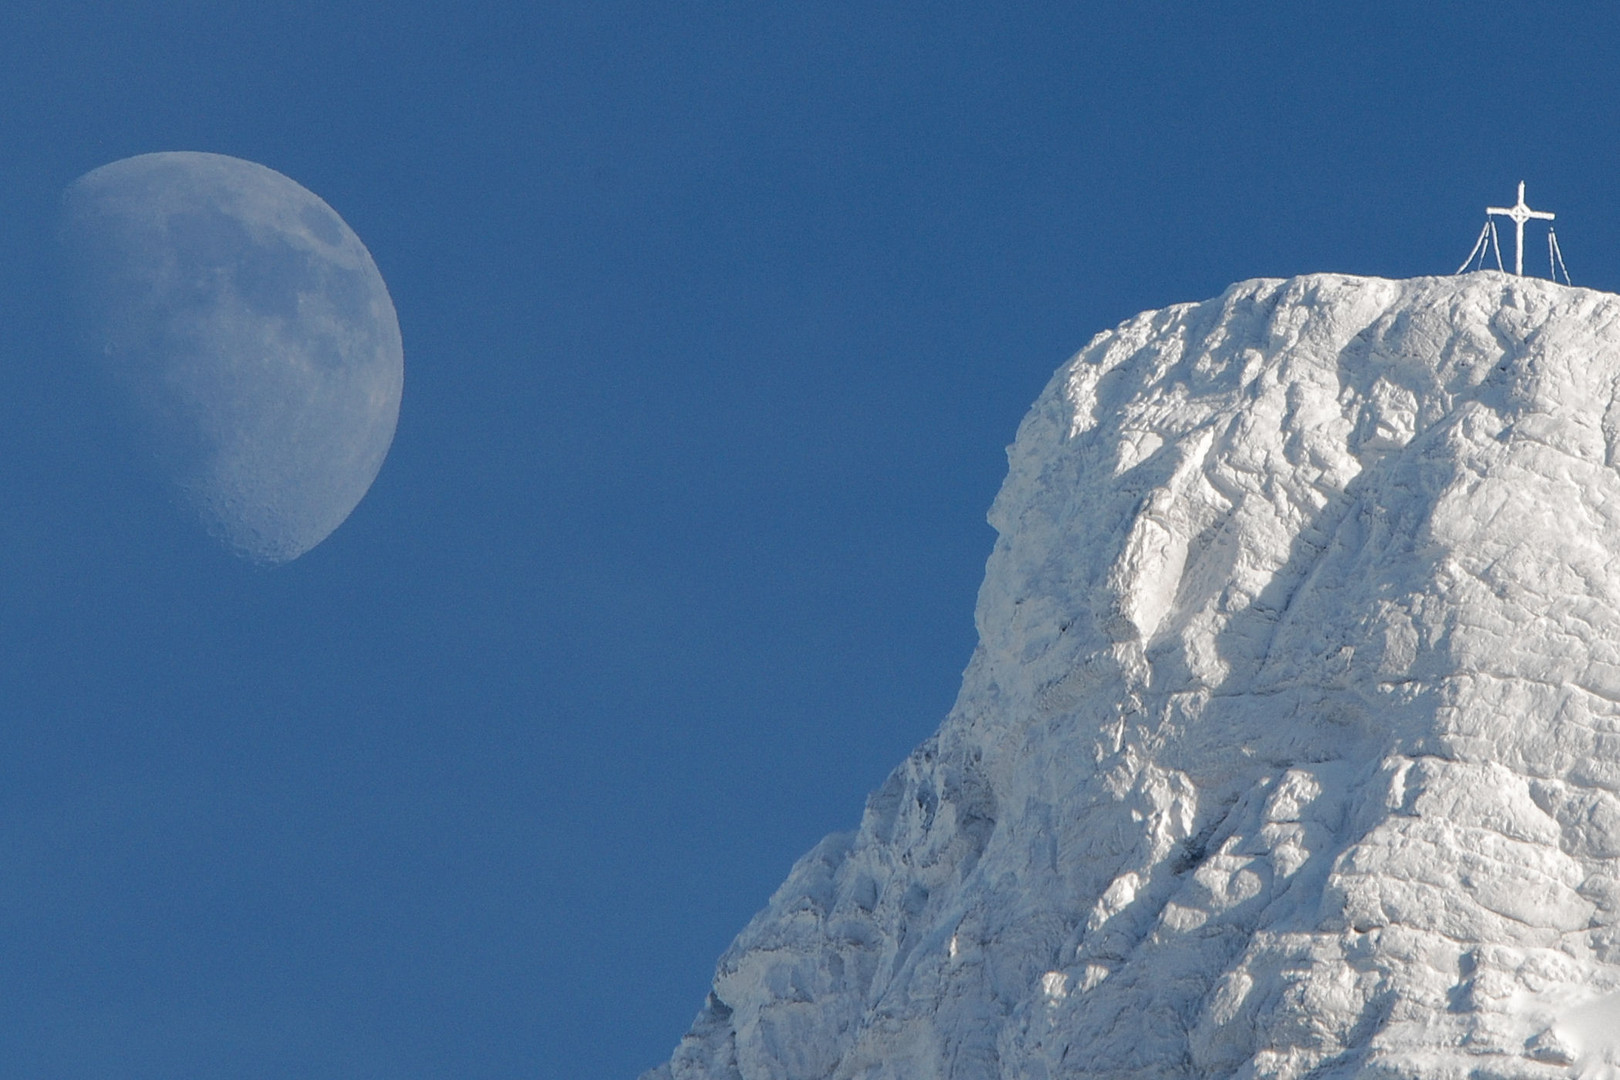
643;272;1620;1079
1555;990;1620;1075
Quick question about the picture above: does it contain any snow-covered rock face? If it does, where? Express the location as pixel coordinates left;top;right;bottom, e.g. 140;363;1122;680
645;273;1620;1080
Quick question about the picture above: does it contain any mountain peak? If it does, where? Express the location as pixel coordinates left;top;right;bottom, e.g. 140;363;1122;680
647;273;1620;1079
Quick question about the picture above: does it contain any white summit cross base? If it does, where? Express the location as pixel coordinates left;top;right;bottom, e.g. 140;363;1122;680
1488;181;1554;276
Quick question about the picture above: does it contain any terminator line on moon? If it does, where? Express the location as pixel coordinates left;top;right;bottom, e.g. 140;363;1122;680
59;151;403;565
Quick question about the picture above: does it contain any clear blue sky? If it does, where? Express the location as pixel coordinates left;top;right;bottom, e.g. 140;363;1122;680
1;3;1617;1077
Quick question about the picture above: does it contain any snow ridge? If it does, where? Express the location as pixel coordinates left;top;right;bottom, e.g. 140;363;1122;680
645;273;1620;1079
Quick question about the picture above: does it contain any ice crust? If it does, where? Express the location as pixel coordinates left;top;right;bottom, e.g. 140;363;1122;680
645;273;1620;1079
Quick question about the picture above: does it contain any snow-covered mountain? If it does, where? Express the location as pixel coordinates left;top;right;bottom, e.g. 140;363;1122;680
644;273;1620;1079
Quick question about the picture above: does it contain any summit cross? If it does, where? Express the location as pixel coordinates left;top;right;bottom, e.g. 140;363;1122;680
1487;181;1555;276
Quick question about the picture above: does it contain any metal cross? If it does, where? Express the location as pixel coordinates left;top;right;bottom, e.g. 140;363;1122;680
1487;181;1555;276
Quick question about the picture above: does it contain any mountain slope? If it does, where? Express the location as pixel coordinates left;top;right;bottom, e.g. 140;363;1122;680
645;273;1620;1079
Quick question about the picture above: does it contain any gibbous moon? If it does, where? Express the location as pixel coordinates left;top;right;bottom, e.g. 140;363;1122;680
59;151;403;564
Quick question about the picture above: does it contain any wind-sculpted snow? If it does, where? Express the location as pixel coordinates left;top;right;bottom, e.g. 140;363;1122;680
644;273;1620;1079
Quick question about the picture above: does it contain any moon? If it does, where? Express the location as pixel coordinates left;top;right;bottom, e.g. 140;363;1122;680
58;151;404;565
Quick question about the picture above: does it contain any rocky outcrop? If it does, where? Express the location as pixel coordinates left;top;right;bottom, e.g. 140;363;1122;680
646;273;1620;1079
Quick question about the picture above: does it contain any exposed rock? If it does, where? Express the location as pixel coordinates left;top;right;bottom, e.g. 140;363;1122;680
646;273;1620;1079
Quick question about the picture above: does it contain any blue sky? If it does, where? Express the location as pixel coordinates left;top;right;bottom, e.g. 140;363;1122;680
2;3;1618;1077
